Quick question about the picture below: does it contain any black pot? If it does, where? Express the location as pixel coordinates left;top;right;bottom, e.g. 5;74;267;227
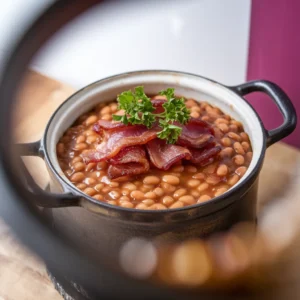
17;70;297;268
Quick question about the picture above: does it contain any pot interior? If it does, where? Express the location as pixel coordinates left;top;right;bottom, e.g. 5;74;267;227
44;70;265;197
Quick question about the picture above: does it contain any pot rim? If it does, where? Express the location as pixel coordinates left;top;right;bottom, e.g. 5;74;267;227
42;69;266;216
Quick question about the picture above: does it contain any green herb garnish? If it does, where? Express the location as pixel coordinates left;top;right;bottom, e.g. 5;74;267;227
113;86;190;144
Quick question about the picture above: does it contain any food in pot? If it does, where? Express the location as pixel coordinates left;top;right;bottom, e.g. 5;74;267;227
57;87;252;209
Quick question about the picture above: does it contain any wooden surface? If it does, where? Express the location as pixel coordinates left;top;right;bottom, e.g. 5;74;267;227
1;70;300;299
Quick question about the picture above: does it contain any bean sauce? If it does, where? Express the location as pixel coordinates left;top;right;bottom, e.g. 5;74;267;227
57;98;252;209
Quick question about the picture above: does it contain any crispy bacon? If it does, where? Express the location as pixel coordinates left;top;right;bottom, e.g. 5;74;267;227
189;144;222;166
146;139;191;170
151;99;166;114
93;120;127;133
82;125;158;163
177;118;214;149
107;146;149;179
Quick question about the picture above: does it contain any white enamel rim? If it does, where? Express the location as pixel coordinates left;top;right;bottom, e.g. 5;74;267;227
43;70;265;208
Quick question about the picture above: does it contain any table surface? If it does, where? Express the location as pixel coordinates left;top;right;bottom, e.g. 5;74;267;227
1;70;300;299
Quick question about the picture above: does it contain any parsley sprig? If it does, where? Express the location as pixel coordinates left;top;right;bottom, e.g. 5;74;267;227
112;86;190;144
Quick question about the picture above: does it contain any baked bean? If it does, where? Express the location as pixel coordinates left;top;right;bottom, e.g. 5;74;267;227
233;155;245;166
171;165;184;172
72;156;83;164
150;203;167;210
191;190;200;198
174;188;187;199
218;123;229;133
170;201;184;209
84;187;96;196
191;106;201;112
221;137;232;147
185;99;197;107
216;164;228;177
73;162;85;172
122;183;137;191
228;132;241;141
233;142;245;155
235;166;247;177
203;163;217;174
185;166;197;173
95;183;104;191
107;200;117;205
109;182;119;188
231;120;242;128
198;182;209;192
86;135;99;144
219;147;234;158
205;174;221;185
93;194;104;201
163;196;175;206
179;195;196;205
202;115;210;122
65;169;73;177
135;203;148;210
144;192;157;199
143;176;160;185
162;175;180;185
215;187;228;197
141;184;155;193
110;103;118;113
215;118;229;125
190;111;200;118
57;143;64;155
213;128;223;139
102;114;113;121
142;199;155;206
120;201;134;208
154;187;164;197
70;172;85;182
102;186;111;193
76;183;87;190
120;196;130;202
85;115;98;126
76;135;86;143
246;152;253;162
130;190;144;201
240;132;249;141
197;195;211;203
86;162;96;172
101;106;111;115
84;178;97;186
134;181;143;187
74;143;88;151
161;182;176;193
192;173;205;180
228;174;239;186
241;141;250;152
109;190;121;200
187;179;200;188
121;189;130;196
229;124;238;132
83;130;96;136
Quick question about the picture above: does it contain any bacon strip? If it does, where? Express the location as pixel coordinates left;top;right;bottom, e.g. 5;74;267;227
82;125;158;163
177;118;214;149
107;146;149;179
146;139;191;170
189;144;221;166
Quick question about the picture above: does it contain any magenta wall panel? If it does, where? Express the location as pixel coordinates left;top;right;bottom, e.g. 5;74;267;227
247;0;300;147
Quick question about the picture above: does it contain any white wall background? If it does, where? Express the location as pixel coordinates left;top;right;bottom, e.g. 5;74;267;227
0;0;251;89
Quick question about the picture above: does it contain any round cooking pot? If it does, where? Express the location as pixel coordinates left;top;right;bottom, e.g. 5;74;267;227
18;70;296;268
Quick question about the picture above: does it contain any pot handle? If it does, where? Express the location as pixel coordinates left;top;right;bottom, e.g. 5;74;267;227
231;80;297;147
16;140;80;208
